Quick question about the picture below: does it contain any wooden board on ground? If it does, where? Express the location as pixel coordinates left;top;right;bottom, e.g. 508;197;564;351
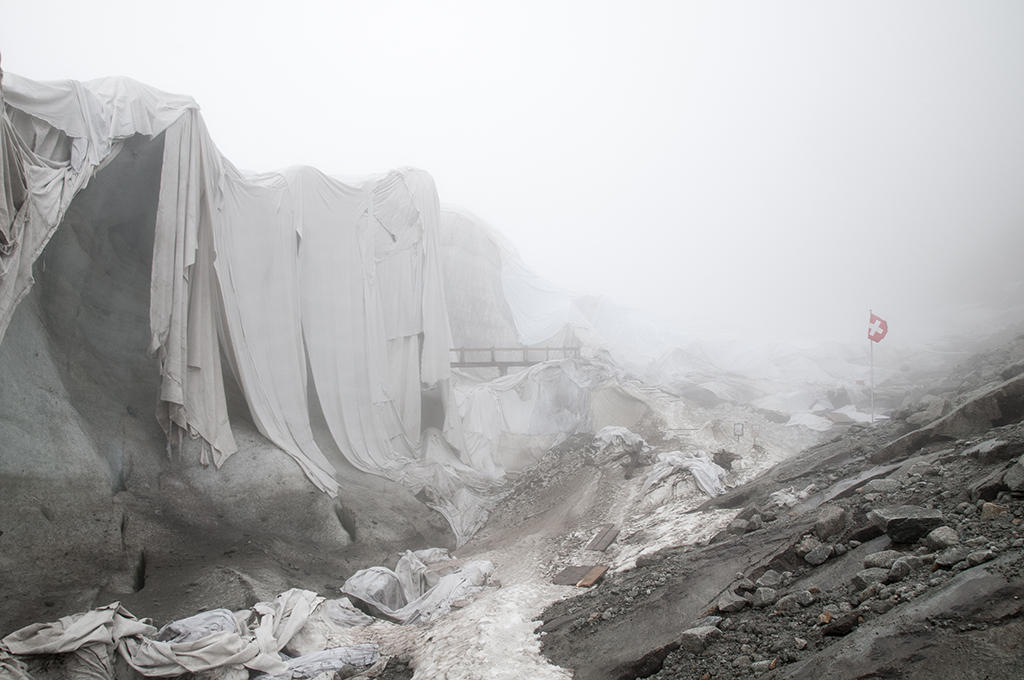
585;523;620;552
576;565;609;587
552;565;594;586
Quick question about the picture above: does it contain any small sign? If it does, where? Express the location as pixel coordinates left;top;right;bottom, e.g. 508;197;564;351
733;423;744;438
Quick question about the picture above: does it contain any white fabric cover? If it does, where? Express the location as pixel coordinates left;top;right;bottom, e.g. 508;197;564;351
0;73;196;343
341;548;493;625
642;450;728;497
0;589;324;679
0;73;470;518
253;645;380;680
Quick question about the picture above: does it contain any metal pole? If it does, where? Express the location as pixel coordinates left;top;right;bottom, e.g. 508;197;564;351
869;309;875;424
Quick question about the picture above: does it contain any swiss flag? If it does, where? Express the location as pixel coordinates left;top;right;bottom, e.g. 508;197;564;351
868;312;888;343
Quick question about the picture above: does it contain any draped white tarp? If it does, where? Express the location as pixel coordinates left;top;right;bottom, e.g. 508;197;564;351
0;589;343;679
0;73;473;517
0;73;197;343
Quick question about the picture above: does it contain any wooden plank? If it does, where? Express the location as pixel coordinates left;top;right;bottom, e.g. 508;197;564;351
576;565;609;588
552;565;593;586
585;524;620;552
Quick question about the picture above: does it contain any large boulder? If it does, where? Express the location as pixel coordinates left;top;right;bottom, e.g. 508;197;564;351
868;506;945;543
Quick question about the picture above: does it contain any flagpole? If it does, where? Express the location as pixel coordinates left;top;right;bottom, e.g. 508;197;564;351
869;308;875;424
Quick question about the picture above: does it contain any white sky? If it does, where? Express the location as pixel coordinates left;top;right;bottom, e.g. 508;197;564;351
3;0;1023;347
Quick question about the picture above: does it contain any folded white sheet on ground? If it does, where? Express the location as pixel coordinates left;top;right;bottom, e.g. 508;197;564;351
642;450;728;497
341;549;494;625
0;588;326;679
252;644;380;680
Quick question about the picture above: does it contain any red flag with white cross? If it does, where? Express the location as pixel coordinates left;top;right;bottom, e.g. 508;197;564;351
867;312;888;343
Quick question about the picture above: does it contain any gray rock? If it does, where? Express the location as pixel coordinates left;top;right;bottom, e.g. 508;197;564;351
863;549;904;569
804;543;834;566
794;637;808;650
906;461;934;477
934;547;969;569
1004;457;1024;491
756;569;782;588
869;506;944;543
733;655;752;668
926;525;959;550
728;518;752;534
980;502;1008;520
694;614;723;628
795;534;823;557
964;439;1021;464
967;549;996;566
735;577;756;592
886;559;912;583
969;468;1009;501
775;594;802;611
793;590;816;606
718;591;749;613
907;395;947;426
751;659;775;674
751;587;778;608
815;504;848;540
851;568;890;591
678;625;723;653
863;478;901;494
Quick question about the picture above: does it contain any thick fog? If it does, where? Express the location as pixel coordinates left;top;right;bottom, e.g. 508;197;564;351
3;0;1022;350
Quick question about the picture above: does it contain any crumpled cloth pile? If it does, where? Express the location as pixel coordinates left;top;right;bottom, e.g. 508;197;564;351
0;589;378;680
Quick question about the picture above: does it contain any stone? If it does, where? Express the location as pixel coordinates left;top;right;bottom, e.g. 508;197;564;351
869;506;944;543
964;439;1021;464
822;611;862;637
795;534;823;557
906;461;934;477
794;637;808;650
886;559;912;583
934;547;969;569
815;504;847;540
804;543;834;566
848;523;885;542
751;659;776;674
733;655;752;668
967;549;996;566
863;478;901;494
925;526;960;550
775;594;802;612
694;615;723;628
980;502;1007;520
728;518;752;534
863;550;904;569
718;591;749;613
678;625;723;653
854;583;880;605
907;395;947;426
735;577;756;592
751;587;778;608
1004;457;1024;491
968;468;1009;502
793;590;816;607
756;569;783;588
851;568;890;591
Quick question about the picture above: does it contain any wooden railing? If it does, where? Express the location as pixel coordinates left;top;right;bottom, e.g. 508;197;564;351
450;346;581;375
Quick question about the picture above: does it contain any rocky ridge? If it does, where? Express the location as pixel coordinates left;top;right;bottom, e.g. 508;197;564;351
538;343;1024;680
